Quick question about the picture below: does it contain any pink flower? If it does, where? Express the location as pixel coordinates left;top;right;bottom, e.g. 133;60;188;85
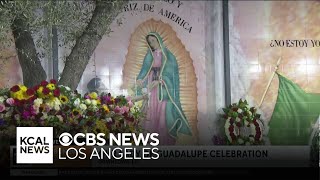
126;96;131;102
122;106;129;113
114;106;121;114
6;98;15;106
0;104;5;112
127;101;133;108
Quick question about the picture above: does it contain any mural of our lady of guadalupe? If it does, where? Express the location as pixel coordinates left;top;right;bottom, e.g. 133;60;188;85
122;19;198;145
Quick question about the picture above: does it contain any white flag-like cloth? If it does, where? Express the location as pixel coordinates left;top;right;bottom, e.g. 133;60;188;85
309;115;319;145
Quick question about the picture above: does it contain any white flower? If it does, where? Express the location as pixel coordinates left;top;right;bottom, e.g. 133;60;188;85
91;100;97;106
249;137;255;142
85;99;91;105
59;85;71;91
244;120;249;126
74;98;80;107
5;111;12;118
237;109;243;113
54;105;60;111
224;121;232;143
236;117;241;122
106;118;112;122
0;96;4;103
237;138;244;144
250;123;256;132
54;97;61;105
34;98;43;107
248;111;252;116
56;115;64;122
33;105;40;114
41;113;48;120
80;104;87;111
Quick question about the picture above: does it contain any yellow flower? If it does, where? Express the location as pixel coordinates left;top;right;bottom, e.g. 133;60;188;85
89;92;98;99
46;83;56;91
12;91;26;100
19;85;27;92
72;109;81;116
102;104;110;113
10;92;16;99
93;120;109;134
97;99;101;105
59;95;69;104
37;86;43;94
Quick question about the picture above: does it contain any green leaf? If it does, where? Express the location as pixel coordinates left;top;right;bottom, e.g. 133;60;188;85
222;108;229;114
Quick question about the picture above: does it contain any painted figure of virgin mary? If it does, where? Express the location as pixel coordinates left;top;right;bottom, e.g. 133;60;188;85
136;32;193;145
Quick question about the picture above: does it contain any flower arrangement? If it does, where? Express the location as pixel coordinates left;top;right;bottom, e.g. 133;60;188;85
222;99;264;145
0;80;144;138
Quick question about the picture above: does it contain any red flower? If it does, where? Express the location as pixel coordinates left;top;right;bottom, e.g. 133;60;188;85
28;96;36;103
256;131;261;137
53;89;60;97
126;116;135;122
14;99;21;106
223;114;228;119
229;118;235;124
236;122;242;127
50;79;57;84
42;88;50;95
41;80;48;86
256;128;261;134
33;85;40;91
26;88;35;96
228;126;234;132
254;136;260;141
10;85;20;92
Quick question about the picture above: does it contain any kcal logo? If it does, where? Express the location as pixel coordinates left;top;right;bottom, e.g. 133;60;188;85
16;127;53;164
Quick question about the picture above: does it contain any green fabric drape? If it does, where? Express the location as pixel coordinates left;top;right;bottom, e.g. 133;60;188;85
269;73;320;145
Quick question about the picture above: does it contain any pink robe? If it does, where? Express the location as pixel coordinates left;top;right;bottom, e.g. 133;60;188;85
144;49;175;145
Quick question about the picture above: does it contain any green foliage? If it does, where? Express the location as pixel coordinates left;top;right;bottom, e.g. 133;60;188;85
0;0;126;63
